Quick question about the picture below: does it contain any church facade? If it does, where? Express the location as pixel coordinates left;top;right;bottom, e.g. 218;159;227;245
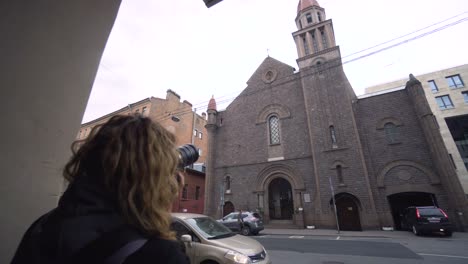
204;0;468;231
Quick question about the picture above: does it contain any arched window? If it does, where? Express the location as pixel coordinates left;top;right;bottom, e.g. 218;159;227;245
302;35;310;55
225;176;231;191
317;12;322;22
330;125;337;146
336;165;343;183
320;28;328;49
384;122;398;144
182;184;188;199
269;115;280;144
312;30;318;52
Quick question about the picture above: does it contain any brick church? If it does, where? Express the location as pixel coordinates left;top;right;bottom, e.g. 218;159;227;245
203;0;468;231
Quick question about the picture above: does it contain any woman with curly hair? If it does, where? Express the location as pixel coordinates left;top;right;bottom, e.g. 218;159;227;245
12;115;190;264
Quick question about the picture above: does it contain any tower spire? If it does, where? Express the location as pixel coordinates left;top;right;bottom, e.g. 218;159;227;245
293;0;339;69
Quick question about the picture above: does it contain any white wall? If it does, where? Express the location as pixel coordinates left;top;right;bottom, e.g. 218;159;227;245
0;1;122;262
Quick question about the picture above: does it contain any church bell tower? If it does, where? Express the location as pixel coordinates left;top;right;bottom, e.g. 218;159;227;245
293;0;340;69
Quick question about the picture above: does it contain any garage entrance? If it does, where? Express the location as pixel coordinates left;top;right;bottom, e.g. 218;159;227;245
268;178;294;220
387;192;437;230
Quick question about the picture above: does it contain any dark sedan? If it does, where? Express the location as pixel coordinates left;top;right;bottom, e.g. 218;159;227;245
401;206;453;236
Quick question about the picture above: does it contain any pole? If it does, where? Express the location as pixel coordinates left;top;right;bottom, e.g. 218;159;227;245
329;175;340;234
190;108;197;168
220;181;225;219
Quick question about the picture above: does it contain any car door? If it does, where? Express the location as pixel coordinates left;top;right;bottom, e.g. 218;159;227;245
221;213;239;231
171;220;200;263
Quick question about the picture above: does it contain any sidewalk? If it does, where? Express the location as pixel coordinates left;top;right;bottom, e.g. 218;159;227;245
261;228;468;239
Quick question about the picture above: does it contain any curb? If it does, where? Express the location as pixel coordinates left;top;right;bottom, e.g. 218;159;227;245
260;232;389;238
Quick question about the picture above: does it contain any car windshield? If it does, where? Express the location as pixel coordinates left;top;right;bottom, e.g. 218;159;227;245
185;217;234;239
419;208;444;217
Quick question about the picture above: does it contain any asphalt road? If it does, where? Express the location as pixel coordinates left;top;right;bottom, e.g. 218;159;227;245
253;234;468;264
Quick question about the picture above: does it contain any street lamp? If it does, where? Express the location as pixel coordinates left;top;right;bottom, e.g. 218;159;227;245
203;0;224;8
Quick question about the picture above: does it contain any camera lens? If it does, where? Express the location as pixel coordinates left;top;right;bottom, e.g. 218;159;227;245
177;144;199;168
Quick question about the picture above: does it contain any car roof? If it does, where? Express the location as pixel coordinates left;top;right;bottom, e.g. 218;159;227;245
171;212;208;220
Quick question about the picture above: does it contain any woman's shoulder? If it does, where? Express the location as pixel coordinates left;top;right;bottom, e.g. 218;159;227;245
124;236;190;264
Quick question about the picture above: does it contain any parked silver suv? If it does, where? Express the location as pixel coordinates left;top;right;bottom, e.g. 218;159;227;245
171;213;271;264
218;211;264;236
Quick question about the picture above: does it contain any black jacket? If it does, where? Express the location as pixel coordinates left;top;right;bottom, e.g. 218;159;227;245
12;174;189;264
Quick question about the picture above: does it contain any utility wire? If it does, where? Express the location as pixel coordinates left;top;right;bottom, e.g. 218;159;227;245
100;12;468;122
153;13;468;120
342;11;468;59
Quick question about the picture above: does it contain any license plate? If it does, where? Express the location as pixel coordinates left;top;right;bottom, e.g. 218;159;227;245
429;217;440;223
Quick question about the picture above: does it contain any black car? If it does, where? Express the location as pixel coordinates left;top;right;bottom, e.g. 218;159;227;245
401;206;453;236
217;211;264;236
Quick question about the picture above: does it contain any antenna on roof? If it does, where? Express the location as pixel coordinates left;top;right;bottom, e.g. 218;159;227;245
267;48;270;57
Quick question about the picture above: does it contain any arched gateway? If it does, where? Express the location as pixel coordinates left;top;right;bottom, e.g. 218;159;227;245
268;178;293;220
254;164;305;225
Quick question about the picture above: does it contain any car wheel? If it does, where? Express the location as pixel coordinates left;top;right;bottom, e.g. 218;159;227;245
412;225;419;236
252;231;259;236
241;226;251;236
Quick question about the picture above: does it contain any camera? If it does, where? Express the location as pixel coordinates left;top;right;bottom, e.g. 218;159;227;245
177;144;200;168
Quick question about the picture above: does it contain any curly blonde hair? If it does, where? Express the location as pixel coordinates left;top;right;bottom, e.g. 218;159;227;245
64;115;179;240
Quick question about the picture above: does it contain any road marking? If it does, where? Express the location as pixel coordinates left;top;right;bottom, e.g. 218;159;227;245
289;236;304;239
418;253;468;259
336;236;340;240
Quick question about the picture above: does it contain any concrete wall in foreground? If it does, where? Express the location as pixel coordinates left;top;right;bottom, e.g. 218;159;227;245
0;1;122;262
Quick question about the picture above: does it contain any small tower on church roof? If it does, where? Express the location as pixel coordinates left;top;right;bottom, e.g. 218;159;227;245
208;96;217;111
293;0;339;69
297;0;321;13
207;96;218;126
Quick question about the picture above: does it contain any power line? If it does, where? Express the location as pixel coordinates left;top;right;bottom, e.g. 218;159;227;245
102;12;468;121
342;11;468;59
160;13;468;116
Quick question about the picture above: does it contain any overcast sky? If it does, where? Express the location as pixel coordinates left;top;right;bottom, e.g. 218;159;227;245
82;0;468;123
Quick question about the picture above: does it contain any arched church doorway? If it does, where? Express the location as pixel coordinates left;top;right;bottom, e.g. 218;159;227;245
333;193;362;231
387;192;436;230
223;201;235;217
268;178;294;220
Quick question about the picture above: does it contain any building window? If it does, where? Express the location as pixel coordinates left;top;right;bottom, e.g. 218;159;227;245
182;184;188;200
302;35;310;55
142;106;147;115
330;125;337;147
462;91;468;103
317;12;322;22
384;122;399;144
225;176;231;191
306;13;313;23
193;129;198;136
199;132;203;139
428;80;438;92
446;74;464;89
336;165;343;184
269;115;280;145
195;186;200;200
320;28;328;49
435;95;454;109
449;154;457;169
135;109;139;113
312;31;318;52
